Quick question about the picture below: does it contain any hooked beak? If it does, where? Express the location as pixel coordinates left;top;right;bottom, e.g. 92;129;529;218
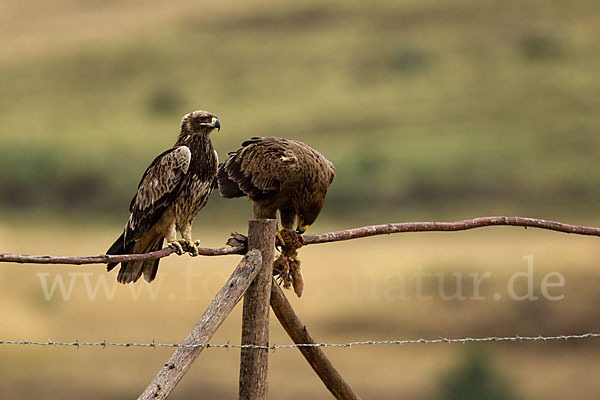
296;225;309;234
296;216;309;234
211;117;221;131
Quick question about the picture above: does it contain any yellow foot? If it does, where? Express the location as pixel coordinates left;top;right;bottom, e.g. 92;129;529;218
276;229;305;249
297;233;306;245
169;239;198;255
295;224;308;245
168;240;185;255
180;239;198;256
276;231;286;248
189;240;201;257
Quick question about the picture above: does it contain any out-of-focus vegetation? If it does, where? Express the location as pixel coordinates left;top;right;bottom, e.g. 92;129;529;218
1;0;599;223
439;347;519;400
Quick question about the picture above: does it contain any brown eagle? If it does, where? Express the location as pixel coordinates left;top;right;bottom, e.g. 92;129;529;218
217;137;335;239
106;110;220;284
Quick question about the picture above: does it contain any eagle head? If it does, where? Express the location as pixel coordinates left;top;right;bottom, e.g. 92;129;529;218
296;190;328;234
181;110;221;134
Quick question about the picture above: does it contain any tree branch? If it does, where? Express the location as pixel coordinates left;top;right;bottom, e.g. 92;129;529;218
0;244;244;265
1;216;599;265
304;216;600;245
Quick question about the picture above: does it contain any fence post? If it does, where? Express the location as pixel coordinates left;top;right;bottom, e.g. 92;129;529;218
137;250;263;400
239;219;277;399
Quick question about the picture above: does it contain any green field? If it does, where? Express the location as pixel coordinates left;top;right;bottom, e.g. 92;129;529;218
1;0;600;399
1;0;600;221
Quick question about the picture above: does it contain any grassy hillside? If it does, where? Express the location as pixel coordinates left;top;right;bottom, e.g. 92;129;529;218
1;0;599;222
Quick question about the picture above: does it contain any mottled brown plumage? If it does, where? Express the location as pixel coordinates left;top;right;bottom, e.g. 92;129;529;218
106;110;220;284
217;137;335;233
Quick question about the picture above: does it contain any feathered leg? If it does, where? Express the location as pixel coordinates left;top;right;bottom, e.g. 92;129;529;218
182;223;200;257
165;221;185;255
279;209;305;245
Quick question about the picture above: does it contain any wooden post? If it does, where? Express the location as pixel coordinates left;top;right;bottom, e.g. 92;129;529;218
239;219;277;400
138;250;262;400
271;282;361;400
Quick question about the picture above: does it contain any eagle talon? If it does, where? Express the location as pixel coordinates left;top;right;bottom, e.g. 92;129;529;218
188;241;200;257
297;233;306;245
177;239;198;256
168;240;185;255
276;231;286;248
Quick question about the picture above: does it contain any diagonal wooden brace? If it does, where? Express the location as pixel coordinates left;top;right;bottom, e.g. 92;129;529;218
271;282;361;400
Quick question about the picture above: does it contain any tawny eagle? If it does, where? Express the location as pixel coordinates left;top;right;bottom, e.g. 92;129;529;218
217;137;335;240
106;110;220;284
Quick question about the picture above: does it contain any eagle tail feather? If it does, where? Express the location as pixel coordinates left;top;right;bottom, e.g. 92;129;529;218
117;261;143;284
116;236;163;284
143;237;164;283
106;232;133;271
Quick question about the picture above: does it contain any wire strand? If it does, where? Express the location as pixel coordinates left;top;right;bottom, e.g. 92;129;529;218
2;333;598;350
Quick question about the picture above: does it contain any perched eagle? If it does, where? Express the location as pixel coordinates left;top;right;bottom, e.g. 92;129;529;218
217;137;335;239
106;110;220;284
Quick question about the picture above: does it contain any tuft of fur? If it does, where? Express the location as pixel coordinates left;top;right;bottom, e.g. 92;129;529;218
273;228;304;297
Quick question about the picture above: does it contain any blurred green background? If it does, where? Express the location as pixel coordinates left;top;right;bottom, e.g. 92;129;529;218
2;0;599;224
1;0;600;399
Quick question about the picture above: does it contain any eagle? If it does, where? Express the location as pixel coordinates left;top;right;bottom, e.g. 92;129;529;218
106;110;220;284
217;137;335;241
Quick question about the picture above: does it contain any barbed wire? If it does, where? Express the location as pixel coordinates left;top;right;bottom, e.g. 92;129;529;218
2;332;598;350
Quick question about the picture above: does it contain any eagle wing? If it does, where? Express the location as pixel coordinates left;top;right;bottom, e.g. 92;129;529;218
125;146;191;242
217;137;304;199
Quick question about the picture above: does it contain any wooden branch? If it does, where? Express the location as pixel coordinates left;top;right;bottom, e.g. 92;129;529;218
270;282;361;400
239;219;276;400
305;216;600;245
137;250;262;400
0;244;243;265
2;216;600;265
